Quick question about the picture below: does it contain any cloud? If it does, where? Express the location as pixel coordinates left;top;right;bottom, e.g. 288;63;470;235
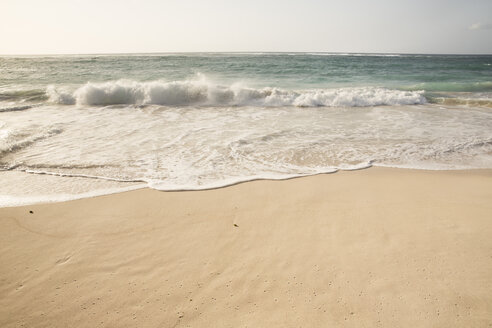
469;22;492;30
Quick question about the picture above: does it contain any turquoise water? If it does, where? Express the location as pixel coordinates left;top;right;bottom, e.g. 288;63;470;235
1;53;492;102
0;53;491;206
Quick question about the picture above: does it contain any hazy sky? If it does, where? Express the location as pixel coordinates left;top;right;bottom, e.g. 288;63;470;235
1;0;491;54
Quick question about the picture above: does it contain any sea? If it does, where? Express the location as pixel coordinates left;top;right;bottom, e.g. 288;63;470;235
1;53;491;206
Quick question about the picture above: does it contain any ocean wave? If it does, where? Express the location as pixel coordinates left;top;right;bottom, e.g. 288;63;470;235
428;96;492;108
408;81;492;93
0;89;47;102
46;79;427;107
0;126;63;158
0;105;33;113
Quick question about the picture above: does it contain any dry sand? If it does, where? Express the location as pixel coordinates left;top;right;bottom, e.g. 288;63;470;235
1;167;491;327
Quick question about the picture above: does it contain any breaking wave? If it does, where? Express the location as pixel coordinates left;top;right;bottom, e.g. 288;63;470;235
46;79;427;107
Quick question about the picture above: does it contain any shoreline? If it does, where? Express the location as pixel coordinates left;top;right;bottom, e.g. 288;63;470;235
1;167;492;327
2;166;492;208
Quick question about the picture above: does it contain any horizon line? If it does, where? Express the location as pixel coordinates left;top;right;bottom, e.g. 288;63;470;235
1;51;492;57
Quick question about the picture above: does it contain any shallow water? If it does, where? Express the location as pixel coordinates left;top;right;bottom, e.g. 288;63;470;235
1;53;491;206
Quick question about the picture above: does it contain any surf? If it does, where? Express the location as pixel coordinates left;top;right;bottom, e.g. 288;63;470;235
46;79;427;107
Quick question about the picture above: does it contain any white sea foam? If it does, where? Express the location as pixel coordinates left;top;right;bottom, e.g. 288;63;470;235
146;170;340;192
46;85;76;105
0;124;63;157
46;79;427;107
0;183;146;208
2;91;492;207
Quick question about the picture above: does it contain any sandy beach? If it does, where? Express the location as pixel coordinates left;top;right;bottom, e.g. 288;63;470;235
1;167;491;327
